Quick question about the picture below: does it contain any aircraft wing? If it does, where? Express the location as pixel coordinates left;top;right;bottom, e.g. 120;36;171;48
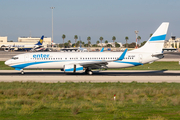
79;49;128;69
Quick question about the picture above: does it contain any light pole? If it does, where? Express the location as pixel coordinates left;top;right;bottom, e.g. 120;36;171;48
50;7;55;47
135;30;139;48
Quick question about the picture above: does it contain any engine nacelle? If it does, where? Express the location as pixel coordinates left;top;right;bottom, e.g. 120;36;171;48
64;64;83;73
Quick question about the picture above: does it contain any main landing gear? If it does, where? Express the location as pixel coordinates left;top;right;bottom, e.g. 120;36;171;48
21;69;24;75
85;68;93;75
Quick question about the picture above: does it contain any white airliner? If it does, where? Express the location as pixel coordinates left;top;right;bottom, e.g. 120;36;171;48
5;22;169;75
4;36;44;51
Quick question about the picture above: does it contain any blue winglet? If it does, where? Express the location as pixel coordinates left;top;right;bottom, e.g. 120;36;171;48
100;47;104;52
117;49;128;60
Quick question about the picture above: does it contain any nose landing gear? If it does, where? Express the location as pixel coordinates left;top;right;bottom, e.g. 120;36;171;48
21;70;24;75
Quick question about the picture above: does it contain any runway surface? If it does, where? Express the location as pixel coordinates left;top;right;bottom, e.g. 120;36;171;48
0;70;180;83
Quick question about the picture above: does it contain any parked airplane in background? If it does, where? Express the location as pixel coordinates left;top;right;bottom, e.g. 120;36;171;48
100;47;104;52
4;35;44;51
5;22;169;75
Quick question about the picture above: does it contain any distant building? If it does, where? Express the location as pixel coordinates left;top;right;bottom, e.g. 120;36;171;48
18;37;51;45
164;36;180;49
0;36;7;43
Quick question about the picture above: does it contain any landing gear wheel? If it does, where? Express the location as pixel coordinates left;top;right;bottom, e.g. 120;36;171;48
85;68;93;75
88;71;93;75
21;70;24;75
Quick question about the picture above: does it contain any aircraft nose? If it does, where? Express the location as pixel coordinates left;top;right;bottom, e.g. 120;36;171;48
5;60;11;65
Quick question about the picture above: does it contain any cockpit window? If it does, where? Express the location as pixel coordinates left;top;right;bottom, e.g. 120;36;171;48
12;57;18;60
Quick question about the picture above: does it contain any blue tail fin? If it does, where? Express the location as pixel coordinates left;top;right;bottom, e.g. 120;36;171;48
35;35;44;45
132;22;169;53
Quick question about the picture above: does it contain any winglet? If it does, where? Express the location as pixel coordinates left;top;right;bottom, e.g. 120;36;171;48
117;49;128;60
35;35;44;45
100;47;104;52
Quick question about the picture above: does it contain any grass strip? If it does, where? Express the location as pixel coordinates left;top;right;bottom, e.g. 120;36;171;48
0;82;180;119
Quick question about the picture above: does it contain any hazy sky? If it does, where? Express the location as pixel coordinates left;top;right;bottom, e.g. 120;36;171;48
0;0;179;44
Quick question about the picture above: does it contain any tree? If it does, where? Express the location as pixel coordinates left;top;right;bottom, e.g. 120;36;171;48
150;33;153;37
84;44;88;47
64;42;69;47
128;42;136;48
92;44;98;47
112;36;116;47
88;41;91;47
74;35;78;47
137;36;141;46
72;43;76;47
125;36;129;48
87;36;91;48
99;37;103;47
141;41;147;47
107;44;112;47
82;42;85;47
76;41;80;47
105;40;108;46
96;40;100;45
68;40;71;47
62;34;66;48
115;42;120;47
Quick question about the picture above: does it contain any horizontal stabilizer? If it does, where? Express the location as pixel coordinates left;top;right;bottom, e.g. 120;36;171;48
151;53;163;57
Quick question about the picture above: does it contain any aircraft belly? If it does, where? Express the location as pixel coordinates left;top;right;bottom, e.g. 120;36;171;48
107;62;136;68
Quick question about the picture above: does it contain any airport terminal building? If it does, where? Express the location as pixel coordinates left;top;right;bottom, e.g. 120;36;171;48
164;36;180;49
0;36;52;47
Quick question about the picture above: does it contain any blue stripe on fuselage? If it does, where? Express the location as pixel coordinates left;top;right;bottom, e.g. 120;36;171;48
11;60;143;70
114;61;143;66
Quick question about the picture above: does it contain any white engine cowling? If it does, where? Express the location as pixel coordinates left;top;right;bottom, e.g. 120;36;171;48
64;64;83;73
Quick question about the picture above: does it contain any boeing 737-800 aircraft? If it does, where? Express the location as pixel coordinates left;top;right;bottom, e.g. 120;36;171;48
5;22;169;75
